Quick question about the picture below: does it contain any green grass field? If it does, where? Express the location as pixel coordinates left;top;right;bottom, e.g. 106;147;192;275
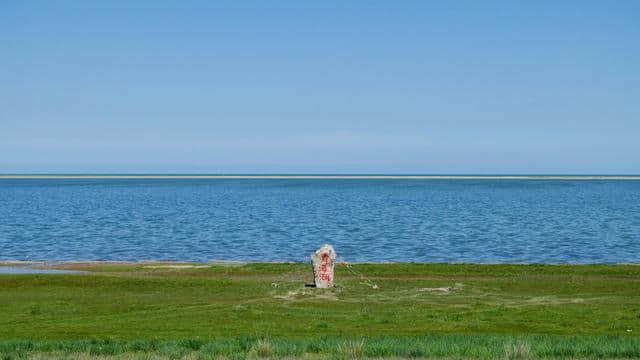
1;263;640;359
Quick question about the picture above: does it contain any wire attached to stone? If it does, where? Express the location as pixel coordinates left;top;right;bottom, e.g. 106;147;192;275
338;260;379;289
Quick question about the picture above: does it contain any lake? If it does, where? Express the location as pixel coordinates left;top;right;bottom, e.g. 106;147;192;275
1;179;639;263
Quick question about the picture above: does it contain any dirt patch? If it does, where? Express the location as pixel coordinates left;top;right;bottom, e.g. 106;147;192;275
314;292;340;301
418;287;453;293
522;295;587;306
274;290;306;301
417;283;464;294
274;288;341;302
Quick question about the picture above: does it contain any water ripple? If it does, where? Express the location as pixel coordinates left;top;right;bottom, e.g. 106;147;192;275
0;179;639;263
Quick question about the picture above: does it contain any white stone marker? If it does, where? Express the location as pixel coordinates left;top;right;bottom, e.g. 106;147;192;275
311;244;337;288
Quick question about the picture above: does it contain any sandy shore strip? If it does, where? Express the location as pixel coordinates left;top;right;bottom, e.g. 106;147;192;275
1;260;247;265
3;260;639;267
1;175;640;180
0;260;257;269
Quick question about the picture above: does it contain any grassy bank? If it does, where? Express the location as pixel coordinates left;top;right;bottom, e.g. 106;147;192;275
2;335;640;359
1;263;639;358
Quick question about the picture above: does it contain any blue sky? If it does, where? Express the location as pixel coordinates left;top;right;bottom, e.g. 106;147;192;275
2;1;639;173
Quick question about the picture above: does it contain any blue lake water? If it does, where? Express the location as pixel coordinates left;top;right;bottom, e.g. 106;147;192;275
1;179;639;263
0;266;83;274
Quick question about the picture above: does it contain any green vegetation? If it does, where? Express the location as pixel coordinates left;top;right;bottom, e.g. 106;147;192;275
2;335;640;359
1;263;639;358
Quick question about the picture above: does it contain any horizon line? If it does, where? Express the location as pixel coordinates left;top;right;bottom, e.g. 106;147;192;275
2;174;640;180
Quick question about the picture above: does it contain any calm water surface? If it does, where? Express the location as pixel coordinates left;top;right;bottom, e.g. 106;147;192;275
1;179;639;263
0;266;83;274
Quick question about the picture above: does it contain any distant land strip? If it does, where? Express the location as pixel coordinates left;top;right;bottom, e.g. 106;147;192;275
1;175;640;180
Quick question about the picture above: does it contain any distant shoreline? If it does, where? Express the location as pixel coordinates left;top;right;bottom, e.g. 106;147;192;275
2;174;640;180
3;260;640;266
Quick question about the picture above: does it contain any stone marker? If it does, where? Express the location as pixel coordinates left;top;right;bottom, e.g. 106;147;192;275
311;244;337;288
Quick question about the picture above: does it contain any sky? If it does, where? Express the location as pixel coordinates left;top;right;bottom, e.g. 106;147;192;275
1;1;639;174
